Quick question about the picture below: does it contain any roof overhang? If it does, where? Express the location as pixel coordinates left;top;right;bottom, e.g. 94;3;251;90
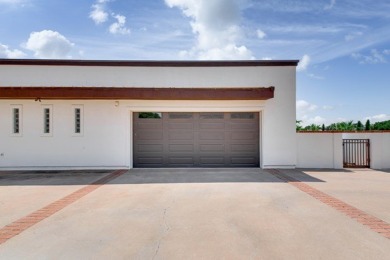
0;59;299;67
0;87;275;100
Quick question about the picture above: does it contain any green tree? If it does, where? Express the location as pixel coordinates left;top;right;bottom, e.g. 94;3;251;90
356;121;363;131
138;112;162;118
296;120;303;131
365;119;371;131
322;124;325;131
304;124;321;131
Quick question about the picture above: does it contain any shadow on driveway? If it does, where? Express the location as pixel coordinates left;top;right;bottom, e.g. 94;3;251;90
0;168;325;186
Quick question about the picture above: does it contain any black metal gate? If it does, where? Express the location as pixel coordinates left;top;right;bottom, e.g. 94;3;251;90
343;139;370;168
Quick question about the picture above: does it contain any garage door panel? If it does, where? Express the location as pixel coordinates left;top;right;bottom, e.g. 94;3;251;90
200;157;225;164
231;132;256;140
200;144;224;152
168;123;194;129
168;157;194;164
136;122;163;129
136;131;163;140
231;144;257;152
199;132;225;140
230;157;257;165
138;157;164;164
230;123;258;130
169;131;194;140
199;122;225;129
137;144;164;152
169;144;194;152
134;112;259;167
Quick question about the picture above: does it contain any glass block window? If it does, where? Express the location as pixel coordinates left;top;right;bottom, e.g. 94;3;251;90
13;108;20;134
43;108;51;134
75;108;81;133
11;105;22;136
72;105;83;135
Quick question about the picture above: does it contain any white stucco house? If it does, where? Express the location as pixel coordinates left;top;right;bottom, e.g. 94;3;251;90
0;59;298;170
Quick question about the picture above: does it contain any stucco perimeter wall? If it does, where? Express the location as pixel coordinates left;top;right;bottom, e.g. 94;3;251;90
297;132;390;169
0;65;297;169
342;133;390;169
297;133;343;169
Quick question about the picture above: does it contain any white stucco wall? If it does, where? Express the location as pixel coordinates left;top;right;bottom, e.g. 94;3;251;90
297;133;343;169
0;64;296;169
297;132;390;169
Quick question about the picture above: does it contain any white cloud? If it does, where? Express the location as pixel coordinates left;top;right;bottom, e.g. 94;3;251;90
165;0;253;60
351;49;388;64
89;0;109;24
305;116;326;126
345;31;363;41
0;0;25;4
109;14;130;35
364;114;390;123
256;29;266;39
297;100;318;114
89;1;130;36
324;0;336;10
0;43;26;58
297;54;310;71
308;73;324;80
322;105;334;110
24;30;74;59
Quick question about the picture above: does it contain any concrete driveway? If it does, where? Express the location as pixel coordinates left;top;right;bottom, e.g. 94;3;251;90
0;168;389;259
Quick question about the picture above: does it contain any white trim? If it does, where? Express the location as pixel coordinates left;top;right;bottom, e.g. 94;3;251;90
127;101;265;169
262;165;296;169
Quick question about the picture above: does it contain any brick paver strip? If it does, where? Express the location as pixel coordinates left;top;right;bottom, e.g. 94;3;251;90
0;169;127;245
267;169;390;240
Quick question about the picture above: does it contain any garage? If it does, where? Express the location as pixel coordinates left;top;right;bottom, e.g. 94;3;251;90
133;112;260;167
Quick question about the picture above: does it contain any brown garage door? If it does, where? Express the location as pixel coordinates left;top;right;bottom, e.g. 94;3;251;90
133;112;259;167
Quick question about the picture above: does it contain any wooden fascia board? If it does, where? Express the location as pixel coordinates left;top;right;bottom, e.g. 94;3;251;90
0;87;275;100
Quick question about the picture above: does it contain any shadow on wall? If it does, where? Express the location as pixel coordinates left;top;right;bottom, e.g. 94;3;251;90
0;168;325;186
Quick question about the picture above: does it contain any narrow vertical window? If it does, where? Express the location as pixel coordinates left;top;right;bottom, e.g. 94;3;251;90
10;105;22;136
13;108;20;134
75;108;81;133
72;105;83;136
43;108;50;134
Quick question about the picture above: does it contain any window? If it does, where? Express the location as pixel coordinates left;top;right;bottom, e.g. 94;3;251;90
43;108;50;133
200;113;224;119
72;105;83;136
169;113;192;119
13;108;20;134
10;105;22;136
75;108;81;133
138;112;162;119
42;105;53;136
230;112;255;119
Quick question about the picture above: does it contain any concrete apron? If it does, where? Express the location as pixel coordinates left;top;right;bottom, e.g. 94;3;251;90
0;168;389;259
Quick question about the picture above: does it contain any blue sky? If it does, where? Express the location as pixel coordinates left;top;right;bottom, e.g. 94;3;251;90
0;0;389;125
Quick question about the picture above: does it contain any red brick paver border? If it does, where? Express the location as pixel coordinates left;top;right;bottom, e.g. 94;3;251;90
0;169;127;245
267;169;390;240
